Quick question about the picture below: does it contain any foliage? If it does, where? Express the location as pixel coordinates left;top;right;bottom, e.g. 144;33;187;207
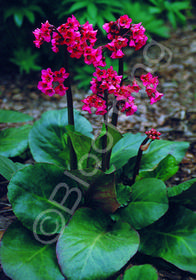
0;13;196;280
148;0;192;29
3;2;44;27
1;108;195;279
0;110;33;158
10;48;41;74
121;1;170;38
56;0;122;31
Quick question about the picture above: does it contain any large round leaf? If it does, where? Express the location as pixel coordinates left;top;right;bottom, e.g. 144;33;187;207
1;221;64;280
0;124;31;157
8;163;83;235
121;139;189;178
117;178;168;229
57;208;139;280
110;133;145;170
123;264;158;280
29;109;93;167
0;109;33;123
167;178;196;210
140;140;189;170
139;206;196;273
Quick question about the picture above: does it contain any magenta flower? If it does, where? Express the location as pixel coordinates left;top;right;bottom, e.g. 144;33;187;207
37;68;69;97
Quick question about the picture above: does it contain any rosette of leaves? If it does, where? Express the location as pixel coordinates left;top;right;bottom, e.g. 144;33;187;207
1;108;196;280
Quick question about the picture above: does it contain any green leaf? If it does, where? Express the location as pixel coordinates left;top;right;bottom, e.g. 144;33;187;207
88;123;122;168
0;109;33;123
1;221;64;280
8;163;83;234
172;2;190;10
115;183;132;207
110;133;145;170
0;155;24;180
123;264;158;280
139;206;196;274
116;178;168;229
29;109;93;168
168;11;177;29
57;208;139;280
138;154;179;181
87;3;98;19
14;12;24;27
66;125;92;169
0;124;32;157
141;140;189;171
167;178;196;210
174;9;186;25
25;10;35;24
123;139;189;179
67;1;87;14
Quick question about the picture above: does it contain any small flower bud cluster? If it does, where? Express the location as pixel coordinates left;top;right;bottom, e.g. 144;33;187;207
140;73;163;104
103;15;148;59
37;68;69;96
145;128;161;140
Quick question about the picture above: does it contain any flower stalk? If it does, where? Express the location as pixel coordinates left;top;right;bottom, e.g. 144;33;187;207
64;51;78;170
132;128;161;184
111;57;124;127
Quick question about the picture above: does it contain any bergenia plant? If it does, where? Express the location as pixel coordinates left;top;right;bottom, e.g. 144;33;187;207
1;15;196;280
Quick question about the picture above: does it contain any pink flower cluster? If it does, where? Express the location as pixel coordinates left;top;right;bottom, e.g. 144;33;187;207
82;66;121;115
82;67;140;116
82;95;107;115
140;73;163;104
145;128;161;140
103;15;148;59
33;15;105;68
37;68;69;96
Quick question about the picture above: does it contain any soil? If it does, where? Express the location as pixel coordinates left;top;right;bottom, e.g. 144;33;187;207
0;17;196;280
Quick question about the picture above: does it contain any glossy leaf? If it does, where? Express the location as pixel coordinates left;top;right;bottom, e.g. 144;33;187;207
167;178;196;210
110;133;145;170
88;123;122;168
0;124;32;157
66;125;92;169
115;183;132;207
138;154;179;181
0;155;24;180
123;139;189;178
1;221;64;280
116;178;168;229
29;109;93;168
139;206;196;273
8;163;83;234
57;208;139;280
141;140;189;170
0;109;33;123
123;264;158;280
